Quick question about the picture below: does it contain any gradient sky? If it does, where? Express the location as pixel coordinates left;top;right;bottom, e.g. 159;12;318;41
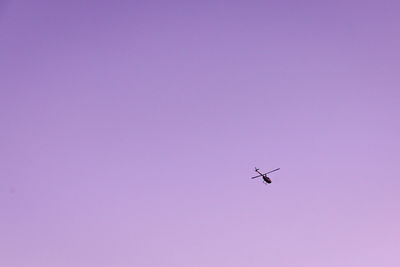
1;1;400;266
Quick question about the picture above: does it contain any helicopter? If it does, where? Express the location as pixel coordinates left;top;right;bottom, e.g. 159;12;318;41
251;167;280;184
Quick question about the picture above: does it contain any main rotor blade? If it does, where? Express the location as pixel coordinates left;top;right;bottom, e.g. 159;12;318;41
251;168;280;179
265;168;280;175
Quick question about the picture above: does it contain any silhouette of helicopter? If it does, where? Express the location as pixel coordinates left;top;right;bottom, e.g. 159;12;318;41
251;167;280;184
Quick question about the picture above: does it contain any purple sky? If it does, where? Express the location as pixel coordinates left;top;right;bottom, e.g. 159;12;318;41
1;1;400;266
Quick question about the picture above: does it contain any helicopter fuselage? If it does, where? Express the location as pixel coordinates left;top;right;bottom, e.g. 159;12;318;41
263;176;272;184
255;169;272;184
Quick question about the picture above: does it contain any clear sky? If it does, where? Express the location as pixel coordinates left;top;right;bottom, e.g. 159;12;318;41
1;1;400;266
